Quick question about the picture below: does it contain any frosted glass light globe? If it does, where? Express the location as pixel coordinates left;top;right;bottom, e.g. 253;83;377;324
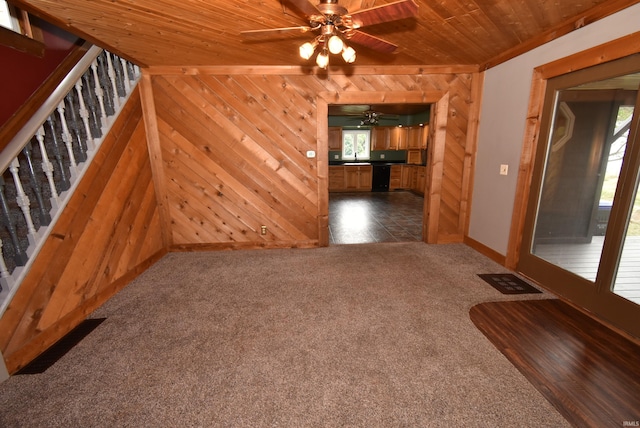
327;35;344;54
299;42;316;60
342;46;356;63
316;50;329;69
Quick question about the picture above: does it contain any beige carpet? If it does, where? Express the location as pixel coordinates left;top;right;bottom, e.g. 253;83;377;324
0;242;569;427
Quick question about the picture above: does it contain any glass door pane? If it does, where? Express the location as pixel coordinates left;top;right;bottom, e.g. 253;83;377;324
613;172;640;304
530;81;636;282
517;57;640;339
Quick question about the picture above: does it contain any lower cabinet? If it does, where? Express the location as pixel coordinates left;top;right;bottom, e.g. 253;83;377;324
329;166;345;190
415;167;426;195
329;165;372;192
329;164;423;194
388;165;426;195
390;165;402;191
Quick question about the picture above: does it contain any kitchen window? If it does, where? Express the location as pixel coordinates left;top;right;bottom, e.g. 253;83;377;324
342;129;370;160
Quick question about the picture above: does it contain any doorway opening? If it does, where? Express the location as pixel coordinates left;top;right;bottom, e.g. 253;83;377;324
327;103;431;245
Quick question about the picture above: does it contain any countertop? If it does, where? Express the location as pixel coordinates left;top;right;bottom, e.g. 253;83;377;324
329;161;426;166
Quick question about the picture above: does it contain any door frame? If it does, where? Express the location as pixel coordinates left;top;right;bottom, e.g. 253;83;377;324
315;90;448;246
507;33;640;269
507;34;640;338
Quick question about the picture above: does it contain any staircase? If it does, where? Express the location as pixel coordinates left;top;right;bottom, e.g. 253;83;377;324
0;45;140;317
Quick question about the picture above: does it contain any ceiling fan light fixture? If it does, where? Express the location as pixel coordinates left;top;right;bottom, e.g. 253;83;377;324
316;48;330;69
299;40;318;60
342;45;356;63
242;0;419;69
327;34;344;54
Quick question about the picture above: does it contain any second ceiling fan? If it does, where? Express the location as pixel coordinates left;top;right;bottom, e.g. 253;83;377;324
241;0;419;68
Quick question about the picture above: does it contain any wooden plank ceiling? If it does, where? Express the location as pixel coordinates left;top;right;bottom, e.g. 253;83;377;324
13;0;639;69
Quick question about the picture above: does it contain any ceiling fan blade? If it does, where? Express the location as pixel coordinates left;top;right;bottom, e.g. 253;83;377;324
347;0;418;28
346;30;398;54
284;0;324;19
241;26;315;39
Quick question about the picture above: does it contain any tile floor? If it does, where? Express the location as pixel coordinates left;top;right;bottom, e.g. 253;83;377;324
329;191;424;245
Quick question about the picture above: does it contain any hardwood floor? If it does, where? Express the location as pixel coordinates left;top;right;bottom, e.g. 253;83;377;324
470;298;640;428
534;236;640;304
328;191;424;244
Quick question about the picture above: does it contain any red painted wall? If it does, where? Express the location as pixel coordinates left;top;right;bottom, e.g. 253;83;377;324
0;17;81;127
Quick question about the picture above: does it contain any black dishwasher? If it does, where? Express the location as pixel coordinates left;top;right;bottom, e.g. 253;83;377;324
372;164;391;192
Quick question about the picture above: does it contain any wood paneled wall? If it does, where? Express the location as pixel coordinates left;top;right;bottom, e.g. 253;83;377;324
147;72;321;249
0;88;166;373
0;65;479;372
145;66;479;249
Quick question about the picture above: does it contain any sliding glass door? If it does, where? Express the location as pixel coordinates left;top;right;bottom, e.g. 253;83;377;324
518;55;640;336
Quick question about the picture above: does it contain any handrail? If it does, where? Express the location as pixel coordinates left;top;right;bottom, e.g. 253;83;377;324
0;45;102;172
0;45;140;317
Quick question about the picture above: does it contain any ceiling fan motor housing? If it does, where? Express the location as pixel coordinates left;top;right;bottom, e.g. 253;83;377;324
317;0;348;17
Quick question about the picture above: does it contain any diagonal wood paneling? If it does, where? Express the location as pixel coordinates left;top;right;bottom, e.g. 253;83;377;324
152;73;320;248
0;89;166;373
150;68;475;248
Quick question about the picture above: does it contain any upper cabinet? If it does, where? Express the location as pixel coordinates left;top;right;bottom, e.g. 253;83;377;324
371;127;390;150
408;125;428;149
329;125;429;152
390;127;407;150
328;127;342;151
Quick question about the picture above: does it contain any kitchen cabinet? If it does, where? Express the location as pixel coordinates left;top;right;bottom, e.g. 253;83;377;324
401;165;412;188
389;165;426;195
415;167;426;196
390;127;408;150
328;127;342;151
389;165;402;191
407;150;422;165
329;166;345;190
345;165;372;191
407;125;428;149
330;165;372;192
371;127;390;150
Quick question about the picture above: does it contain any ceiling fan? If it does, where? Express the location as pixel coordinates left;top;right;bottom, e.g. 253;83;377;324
241;0;419;68
332;106;399;125
359;110;385;126
353;109;399;125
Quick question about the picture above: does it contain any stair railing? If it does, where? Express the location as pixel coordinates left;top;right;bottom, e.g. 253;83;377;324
0;45;140;316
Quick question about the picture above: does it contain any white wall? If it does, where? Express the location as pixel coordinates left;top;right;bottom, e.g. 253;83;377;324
468;4;640;256
0;351;8;382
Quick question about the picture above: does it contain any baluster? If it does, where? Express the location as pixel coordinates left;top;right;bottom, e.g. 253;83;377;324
0;238;11;290
113;54;125;98
120;57;131;93
0;177;28;266
36;126;60;210
56;100;78;175
106;52;121;110
90;60;108;129
9;159;37;246
65;92;88;161
23;142;51;226
46;117;70;192
82;73;103;139
75;80;96;149
97;54;114;116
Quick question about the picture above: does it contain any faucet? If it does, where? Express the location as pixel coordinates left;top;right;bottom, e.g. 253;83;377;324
354;152;358;162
